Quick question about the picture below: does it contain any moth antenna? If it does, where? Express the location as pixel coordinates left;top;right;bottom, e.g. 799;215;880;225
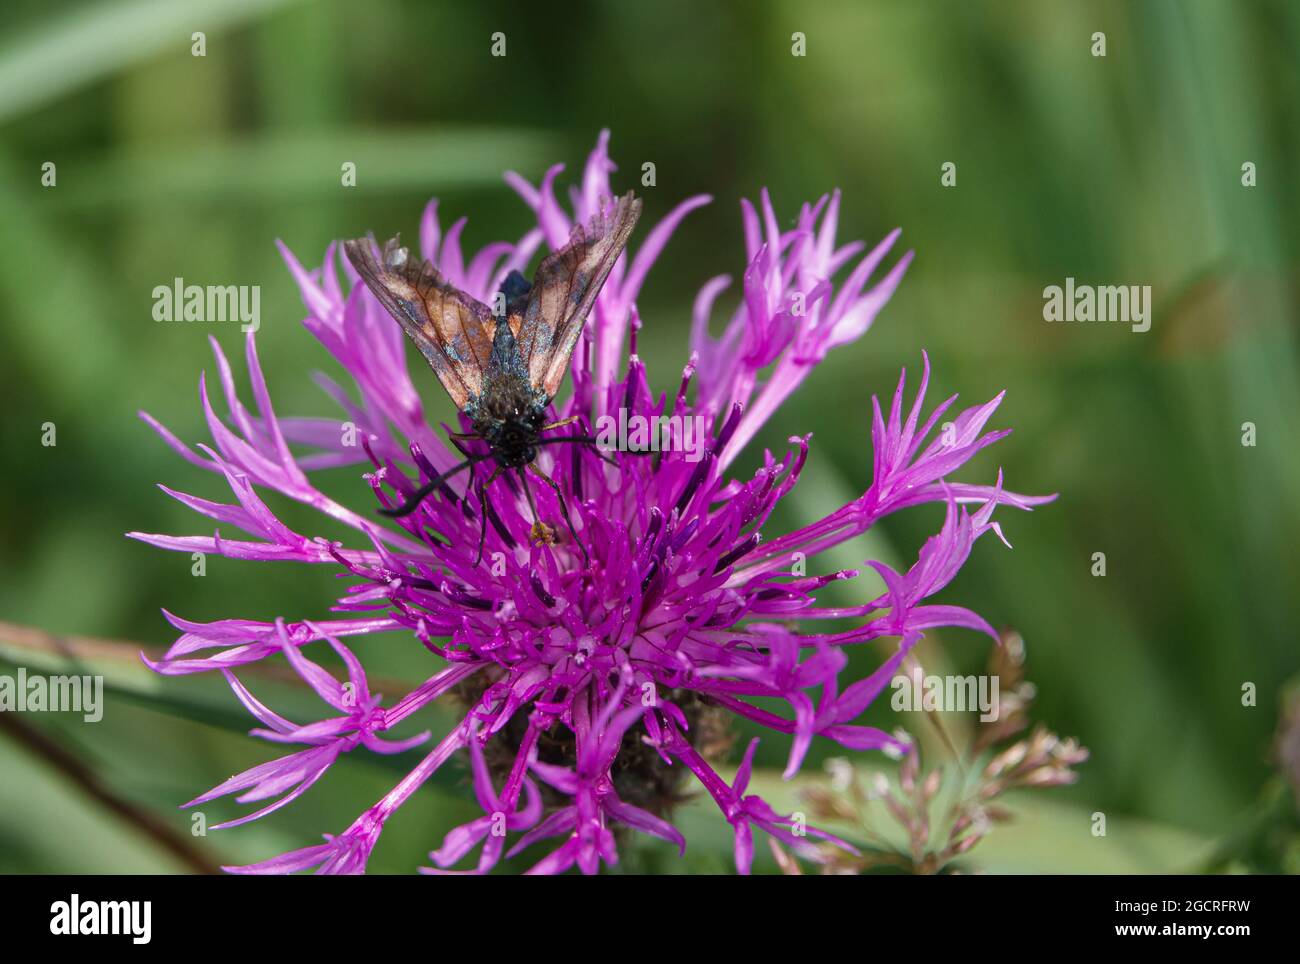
534;434;646;467
378;455;491;518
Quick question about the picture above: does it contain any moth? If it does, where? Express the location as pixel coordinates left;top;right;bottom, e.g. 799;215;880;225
344;191;642;563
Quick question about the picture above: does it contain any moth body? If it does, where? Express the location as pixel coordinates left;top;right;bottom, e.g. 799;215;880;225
344;191;643;544
468;319;550;470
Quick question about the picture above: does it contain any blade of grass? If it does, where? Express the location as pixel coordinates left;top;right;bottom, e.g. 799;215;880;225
43;127;566;208
0;0;303;123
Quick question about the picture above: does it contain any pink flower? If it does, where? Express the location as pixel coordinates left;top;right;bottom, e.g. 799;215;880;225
132;131;1053;874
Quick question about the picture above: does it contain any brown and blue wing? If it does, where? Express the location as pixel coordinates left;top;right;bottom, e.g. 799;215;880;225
517;192;642;399
344;236;494;410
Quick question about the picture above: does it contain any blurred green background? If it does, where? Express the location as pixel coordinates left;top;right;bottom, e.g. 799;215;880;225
1;0;1297;873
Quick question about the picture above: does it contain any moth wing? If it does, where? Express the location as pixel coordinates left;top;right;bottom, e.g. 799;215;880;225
518;191;642;398
344;236;495;409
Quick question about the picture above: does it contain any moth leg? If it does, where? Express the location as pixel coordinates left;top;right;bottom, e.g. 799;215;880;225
474;483;489;568
447;432;484;467
518;467;554;547
525;463;589;567
540;415;581;432
533;434;621;467
473;464;506;567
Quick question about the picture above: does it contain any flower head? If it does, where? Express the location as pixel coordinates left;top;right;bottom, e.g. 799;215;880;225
131;131;1053;874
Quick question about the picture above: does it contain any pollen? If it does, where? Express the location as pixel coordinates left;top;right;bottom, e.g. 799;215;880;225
529;519;558;546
